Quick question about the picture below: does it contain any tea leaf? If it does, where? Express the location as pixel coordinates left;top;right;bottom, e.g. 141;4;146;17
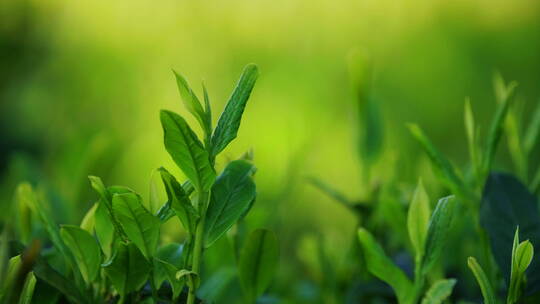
204;160;256;247
112;193;160;258
161;110;216;192
88;176;127;240
480;172;540;294
79;203;97;233
467;257;496;304
176;269;200;290
60;225;101;284
211;64;259;157
33;259;88;304
407;179;431;259
103;242;151;297
407;124;467;199
18;272;36;304
238;229;279;302
154;258;183;299
153;243;184;288
159;167;199;233
357;228;412;303
94;200;115;258
422;196;455;274
173;70;211;135
464;98;480;172
421;278;456;304
515;240;534;273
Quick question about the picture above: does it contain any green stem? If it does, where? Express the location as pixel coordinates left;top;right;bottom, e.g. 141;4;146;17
187;191;209;304
149;268;159;303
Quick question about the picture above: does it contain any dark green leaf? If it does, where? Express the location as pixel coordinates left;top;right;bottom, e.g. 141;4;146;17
103;242;151;297
159;167;199;233
480;172;540;294
204;160;256;247
238;229;279;302
524;100;540;155
112;193;160;258
154;258;183;299
60;225;101;284
357;228;412;303
153;243;184;288
211;64;259;157
160;110;216;192
33;259;88;304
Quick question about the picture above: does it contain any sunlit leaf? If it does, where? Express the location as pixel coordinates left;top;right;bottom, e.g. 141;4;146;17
173;70;210;135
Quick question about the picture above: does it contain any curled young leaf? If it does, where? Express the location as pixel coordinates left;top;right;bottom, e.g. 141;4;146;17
407;179;431;260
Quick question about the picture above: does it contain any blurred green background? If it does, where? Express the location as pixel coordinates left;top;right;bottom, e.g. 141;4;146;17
2;0;540;302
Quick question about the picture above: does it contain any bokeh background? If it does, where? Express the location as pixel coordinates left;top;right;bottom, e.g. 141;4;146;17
2;0;540;302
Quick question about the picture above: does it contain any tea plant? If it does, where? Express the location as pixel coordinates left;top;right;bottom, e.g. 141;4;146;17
0;64;280;304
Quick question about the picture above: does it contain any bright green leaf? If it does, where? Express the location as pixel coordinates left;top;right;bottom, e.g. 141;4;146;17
173;70;210;135
407;179;431;259
160;110;216;192
421;278;456;304
467;257;496;304
238;229;279;302
18;272;36;304
79;203;97;233
204;160;256;247
211;64;259;157
112;193;160;258
94;200;116;258
159;167;199;233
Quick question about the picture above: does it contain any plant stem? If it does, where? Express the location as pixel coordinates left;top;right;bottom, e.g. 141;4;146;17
187;191;209;304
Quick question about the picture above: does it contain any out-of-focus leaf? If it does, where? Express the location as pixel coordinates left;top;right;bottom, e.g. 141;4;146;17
480;172;540;294
467;257;496;304
464;98;480;173
407;179;431;260
112;193;160;259
103;242;151;297
79;203;97;233
421;278;456;304
148;169;163;214
483;76;517;176
33;259;88;304
357;228;412;303
153;243;184;288
238;229;279;302
211;64;259;157
524;100;540;154
407;124;467;199
197;267;236;301
204;160;256;247
422;196;455;274
176;269;200;290
18;272;36;304
160;110;216;192
173;70;210;135
508;227;535;304
60;225;101;284
308;177;352;207
159;167;199;233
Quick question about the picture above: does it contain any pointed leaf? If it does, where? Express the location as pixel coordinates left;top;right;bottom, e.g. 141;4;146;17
211;64;259;157
154;258;184;299
18;272;36;304
79;203;97;233
421;278;456;304
238;229;279;302
159;167;199;233
94;200;115;258
516;240;534;273
422;196;456;274
112;193;160;258
60;225;101;284
204;160;256;247
467;257;496;304
160;110;215;191
357;228;412;303
173;70;210;135
407;179;431;259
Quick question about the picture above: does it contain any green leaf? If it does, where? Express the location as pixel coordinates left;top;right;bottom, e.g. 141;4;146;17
159;167;199;233
421;278;456;304
103;242;151;297
467;257;496;304
204;160;257;247
211;64;259;157
18;272;36;304
153;243;184;288
88;176;127;240
79;203;97;233
112;193;161;259
407;124;467;200
94;200;116;258
464;98;480;173
173;70;210;135
483;76;517;176
480;172;540;294
160;110;216;192
33;259;88;304
407;179;431;260
154;258;183;299
422;196;456;274
508;226;535;304
515;240;534;273
176;269;200;290
524;99;540;155
60;225;101;284
238;229;279;302
148;169;163;214
357;228;413;303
